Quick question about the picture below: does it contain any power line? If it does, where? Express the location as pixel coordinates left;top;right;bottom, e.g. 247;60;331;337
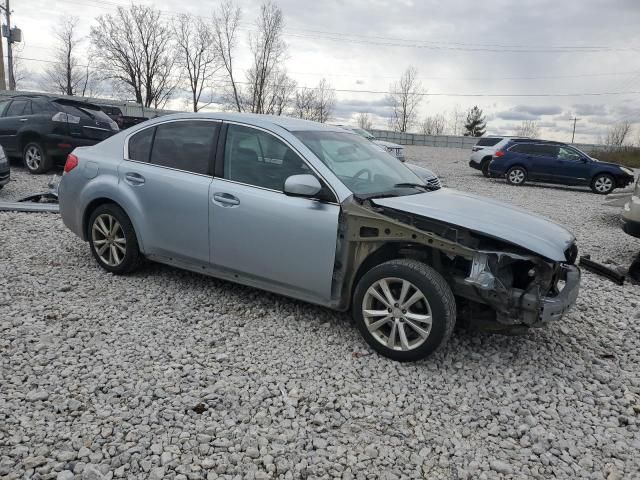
47;0;640;54
11;55;640;98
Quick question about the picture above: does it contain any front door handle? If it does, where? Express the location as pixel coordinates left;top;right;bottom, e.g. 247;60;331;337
19;118;28;122
213;192;240;207
124;172;145;185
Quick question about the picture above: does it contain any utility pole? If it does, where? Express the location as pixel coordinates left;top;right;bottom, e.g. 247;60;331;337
571;117;579;144
5;0;14;90
0;19;5;90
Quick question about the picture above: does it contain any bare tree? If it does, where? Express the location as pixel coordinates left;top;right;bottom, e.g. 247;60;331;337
389;66;423;132
421;114;446;135
11;43;30;90
90;5;175;108
293;87;317;120
213;0;243;112
313;78;335;123
44;17;94;96
245;2;287;114
516;120;540;138
447;104;464;135
356;112;373;130
263;70;296;115
605;121;632;148
173;14;220;112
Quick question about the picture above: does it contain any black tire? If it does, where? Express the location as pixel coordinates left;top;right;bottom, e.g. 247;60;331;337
22;141;52;174
481;158;491;177
352;259;456;362
590;173;615;194
505;165;527;186
88;203;141;274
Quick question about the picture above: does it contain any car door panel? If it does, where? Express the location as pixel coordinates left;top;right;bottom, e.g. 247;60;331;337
0;99;29;154
554;147;592;185
209;179;339;302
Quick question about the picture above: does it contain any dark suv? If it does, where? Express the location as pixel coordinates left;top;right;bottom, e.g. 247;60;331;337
0;95;119;174
488;139;635;194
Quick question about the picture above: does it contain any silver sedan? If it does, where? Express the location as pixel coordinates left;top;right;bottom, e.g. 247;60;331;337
59;113;580;361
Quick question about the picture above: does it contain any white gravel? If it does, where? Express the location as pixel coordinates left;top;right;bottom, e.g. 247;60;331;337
1;149;639;480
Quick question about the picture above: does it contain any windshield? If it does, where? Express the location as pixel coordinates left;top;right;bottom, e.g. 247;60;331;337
293;130;426;198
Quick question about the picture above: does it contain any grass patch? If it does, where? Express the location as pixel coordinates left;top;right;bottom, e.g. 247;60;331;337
588;147;640;169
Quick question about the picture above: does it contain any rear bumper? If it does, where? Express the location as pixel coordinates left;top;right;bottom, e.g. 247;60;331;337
0;166;9;186
469;159;482;171
43;134;106;158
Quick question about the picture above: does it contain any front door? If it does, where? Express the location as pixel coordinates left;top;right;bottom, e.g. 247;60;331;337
553;146;592;185
209;123;340;303
118;119;219;265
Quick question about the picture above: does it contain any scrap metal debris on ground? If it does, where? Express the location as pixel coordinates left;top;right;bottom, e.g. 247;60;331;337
0;175;59;213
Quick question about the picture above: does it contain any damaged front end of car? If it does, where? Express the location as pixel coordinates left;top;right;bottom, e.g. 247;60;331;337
331;197;580;329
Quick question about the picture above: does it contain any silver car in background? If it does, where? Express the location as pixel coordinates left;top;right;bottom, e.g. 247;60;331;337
59;113;580;361
335;125;406;162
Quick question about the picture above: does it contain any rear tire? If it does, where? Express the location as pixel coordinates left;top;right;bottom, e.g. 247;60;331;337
481;158;491;177
506;166;527;186
88;203;141;274
591;173;615;194
352;259;456;362
23;141;52;174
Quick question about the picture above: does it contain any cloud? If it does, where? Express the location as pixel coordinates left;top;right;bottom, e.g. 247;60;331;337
495;110;540;121
513;105;563;116
571;104;608;116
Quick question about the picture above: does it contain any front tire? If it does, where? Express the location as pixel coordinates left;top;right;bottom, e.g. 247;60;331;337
506;166;527;186
23;141;52;174
88;203;141;274
591;173;615;194
352;259;456;362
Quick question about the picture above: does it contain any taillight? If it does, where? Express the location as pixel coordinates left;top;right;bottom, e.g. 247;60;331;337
494;150;505;158
64;154;79;173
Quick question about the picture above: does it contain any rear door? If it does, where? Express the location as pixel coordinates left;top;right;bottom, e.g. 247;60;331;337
511;143;558;182
208;123;340;303
119;119;219;265
0;99;30;154
553;146;591;185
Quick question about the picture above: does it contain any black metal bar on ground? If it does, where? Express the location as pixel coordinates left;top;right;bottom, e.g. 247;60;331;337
579;255;625;285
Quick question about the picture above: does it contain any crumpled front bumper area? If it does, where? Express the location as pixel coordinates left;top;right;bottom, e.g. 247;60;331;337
454;262;581;327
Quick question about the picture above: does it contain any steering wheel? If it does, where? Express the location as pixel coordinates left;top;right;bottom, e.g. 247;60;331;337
352;168;372;182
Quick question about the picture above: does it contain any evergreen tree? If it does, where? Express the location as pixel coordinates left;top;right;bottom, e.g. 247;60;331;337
463;106;487;137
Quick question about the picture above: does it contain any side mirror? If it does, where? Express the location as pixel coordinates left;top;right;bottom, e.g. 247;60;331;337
580;157;589;163
284;174;322;198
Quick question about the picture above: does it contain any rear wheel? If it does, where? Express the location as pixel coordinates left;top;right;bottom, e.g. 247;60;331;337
506;166;527;186
591;173;615;194
352;259;456;362
481;158;491;177
88;203;141;274
23;141;52;174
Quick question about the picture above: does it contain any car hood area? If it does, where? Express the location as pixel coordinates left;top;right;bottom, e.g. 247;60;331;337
372;188;575;262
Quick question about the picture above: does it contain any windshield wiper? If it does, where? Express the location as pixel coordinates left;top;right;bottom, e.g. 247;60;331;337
393;182;429;190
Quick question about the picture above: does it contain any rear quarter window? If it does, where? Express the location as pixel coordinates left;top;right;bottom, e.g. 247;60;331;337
476;137;502;147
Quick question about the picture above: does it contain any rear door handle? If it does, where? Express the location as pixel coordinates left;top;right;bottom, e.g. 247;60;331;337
213;192;240;206
124;172;145;185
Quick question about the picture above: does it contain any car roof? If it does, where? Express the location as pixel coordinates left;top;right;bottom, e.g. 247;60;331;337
507;138;567;146
147;112;350;133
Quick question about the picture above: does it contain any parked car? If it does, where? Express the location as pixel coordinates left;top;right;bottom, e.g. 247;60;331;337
488;139;635;194
469;136;526;177
99;105;148;130
622;176;640;238
336;125;406;162
59;113;580;362
0;145;9;189
0;94;119;174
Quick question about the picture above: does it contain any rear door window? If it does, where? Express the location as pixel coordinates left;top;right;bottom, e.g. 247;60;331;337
476;137;501;147
0;99;10;116
5;100;28;117
128;127;155;162
149;120;218;175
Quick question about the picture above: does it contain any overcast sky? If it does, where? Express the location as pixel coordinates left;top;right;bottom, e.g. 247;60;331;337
10;0;640;142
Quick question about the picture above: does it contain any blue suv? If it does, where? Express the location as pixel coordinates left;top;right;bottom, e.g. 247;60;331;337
488;139;635;194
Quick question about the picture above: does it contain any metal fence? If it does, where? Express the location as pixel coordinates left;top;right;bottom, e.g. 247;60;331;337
369;128;612;153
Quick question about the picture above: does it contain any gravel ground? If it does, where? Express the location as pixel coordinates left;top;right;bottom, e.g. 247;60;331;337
1;149;639;480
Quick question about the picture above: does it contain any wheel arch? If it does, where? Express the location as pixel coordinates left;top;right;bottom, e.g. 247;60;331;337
18;131;43;152
82;197;143;252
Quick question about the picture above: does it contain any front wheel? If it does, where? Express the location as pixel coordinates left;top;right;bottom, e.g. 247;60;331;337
591;173;615;194
506;166;527;186
352;259;456;362
23;141;52;174
88;203;141;274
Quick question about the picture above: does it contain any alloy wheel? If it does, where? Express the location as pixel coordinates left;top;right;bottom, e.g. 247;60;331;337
362;277;433;351
594;176;613;193
25;146;42;171
91;214;127;267
508;168;525;184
